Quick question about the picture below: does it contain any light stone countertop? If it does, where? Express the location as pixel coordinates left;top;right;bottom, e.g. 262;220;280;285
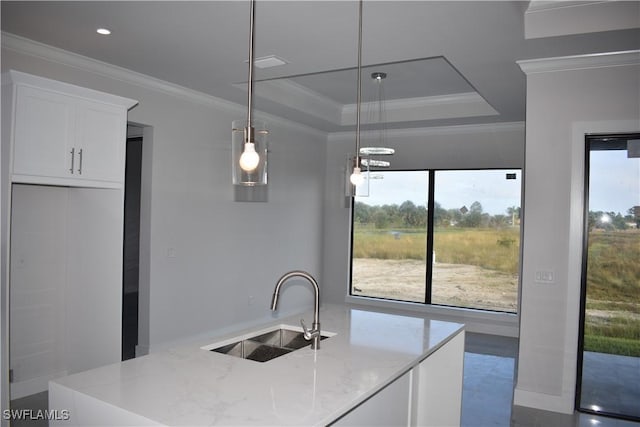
51;303;464;426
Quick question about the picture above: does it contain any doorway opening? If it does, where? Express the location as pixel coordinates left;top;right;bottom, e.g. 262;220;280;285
577;133;640;421
122;130;143;361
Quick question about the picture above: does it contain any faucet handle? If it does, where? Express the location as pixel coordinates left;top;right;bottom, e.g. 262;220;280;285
301;319;319;340
301;319;311;340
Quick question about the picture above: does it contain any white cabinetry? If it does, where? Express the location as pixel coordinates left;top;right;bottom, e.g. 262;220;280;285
412;330;465;426
332;330;464;427
1;70;137;399
7;70;136;188
332;371;412;426
12;86;74;180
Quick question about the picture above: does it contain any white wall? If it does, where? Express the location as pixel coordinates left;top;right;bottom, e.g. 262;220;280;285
321;123;525;306
1;34;326;362
514;52;640;414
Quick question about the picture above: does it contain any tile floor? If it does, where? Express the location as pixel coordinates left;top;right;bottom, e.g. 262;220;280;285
9;332;640;426
463;332;640;427
462;333;518;426
580;351;640;419
8;391;48;427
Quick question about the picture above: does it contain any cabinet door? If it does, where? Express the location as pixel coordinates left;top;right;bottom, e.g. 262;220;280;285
13;86;75;179
412;331;464;426
331;371;411;426
66;188;123;374
75;100;126;183
9;185;69;397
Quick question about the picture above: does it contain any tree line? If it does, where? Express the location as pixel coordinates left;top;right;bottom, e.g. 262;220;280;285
588;209;639;231
354;200;520;229
355;201;638;231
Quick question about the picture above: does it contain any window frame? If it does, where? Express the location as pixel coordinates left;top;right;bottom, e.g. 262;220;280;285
349;167;523;315
575;132;640;420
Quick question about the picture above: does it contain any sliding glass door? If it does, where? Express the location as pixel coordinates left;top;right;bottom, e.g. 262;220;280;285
578;134;640;421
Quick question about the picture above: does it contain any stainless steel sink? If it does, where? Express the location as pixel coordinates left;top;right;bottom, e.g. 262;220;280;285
206;326;332;362
212;340;293;362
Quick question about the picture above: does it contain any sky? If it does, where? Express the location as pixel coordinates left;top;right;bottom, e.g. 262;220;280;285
357;151;639;217
589;150;640;215
358;169;521;216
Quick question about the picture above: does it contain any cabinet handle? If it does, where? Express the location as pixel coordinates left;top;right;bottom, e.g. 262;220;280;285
69;148;75;174
77;149;83;175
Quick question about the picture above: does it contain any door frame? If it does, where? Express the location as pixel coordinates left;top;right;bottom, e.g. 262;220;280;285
575;132;640;421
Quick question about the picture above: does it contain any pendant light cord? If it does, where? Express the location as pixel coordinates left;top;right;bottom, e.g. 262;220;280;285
355;0;363;163
246;0;256;141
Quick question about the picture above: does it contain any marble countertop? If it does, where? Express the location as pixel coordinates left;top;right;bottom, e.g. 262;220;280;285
51;303;464;426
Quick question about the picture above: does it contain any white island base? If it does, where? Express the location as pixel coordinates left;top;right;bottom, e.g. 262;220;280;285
49;304;464;426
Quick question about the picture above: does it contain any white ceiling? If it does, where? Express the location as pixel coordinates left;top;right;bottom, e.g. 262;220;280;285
2;1;639;132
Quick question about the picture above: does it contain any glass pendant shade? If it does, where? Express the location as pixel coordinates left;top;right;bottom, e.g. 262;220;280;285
232;119;268;186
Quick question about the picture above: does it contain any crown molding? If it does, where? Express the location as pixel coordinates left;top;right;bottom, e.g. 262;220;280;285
525;1;640;39
1;32;242;112
235;78;344;125
341;92;498;125
518;50;640;74
327;121;525;143
5;69;138;109
1;31;326;138
526;1;601;13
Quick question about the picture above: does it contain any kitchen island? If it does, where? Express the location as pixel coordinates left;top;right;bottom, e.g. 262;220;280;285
49;303;464;426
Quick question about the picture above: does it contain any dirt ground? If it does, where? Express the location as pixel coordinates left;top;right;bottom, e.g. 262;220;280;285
352;258;518;312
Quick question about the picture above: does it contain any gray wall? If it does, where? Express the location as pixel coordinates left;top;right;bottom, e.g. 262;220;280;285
321;123;525;305
514;54;640;413
1;38;327;354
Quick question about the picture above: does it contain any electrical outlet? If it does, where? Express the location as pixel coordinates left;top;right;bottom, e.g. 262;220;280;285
535;270;555;283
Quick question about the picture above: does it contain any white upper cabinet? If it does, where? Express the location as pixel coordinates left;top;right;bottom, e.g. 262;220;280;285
5;70;137;188
13;86;75;179
73;98;126;182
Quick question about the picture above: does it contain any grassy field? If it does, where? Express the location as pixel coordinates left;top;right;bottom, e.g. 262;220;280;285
353;226;639;356
352;226;520;311
353;226;520;275
584;230;640;356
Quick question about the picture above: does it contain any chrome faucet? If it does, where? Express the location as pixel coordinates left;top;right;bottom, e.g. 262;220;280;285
270;270;321;350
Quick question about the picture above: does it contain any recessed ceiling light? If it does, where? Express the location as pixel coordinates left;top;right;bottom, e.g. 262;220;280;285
247;55;288;69
96;28;111;35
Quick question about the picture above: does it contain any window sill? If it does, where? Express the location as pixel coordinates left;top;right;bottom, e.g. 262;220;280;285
344;295;519;337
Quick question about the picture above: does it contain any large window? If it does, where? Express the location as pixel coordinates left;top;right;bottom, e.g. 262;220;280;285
350;169;521;313
351;171;429;303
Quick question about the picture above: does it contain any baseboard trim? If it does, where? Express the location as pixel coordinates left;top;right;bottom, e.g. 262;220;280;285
513;387;574;415
135;344;150;358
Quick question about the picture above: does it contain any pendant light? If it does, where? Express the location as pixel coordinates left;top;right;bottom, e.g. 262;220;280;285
232;0;268;186
348;0;365;189
361;71;395;160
